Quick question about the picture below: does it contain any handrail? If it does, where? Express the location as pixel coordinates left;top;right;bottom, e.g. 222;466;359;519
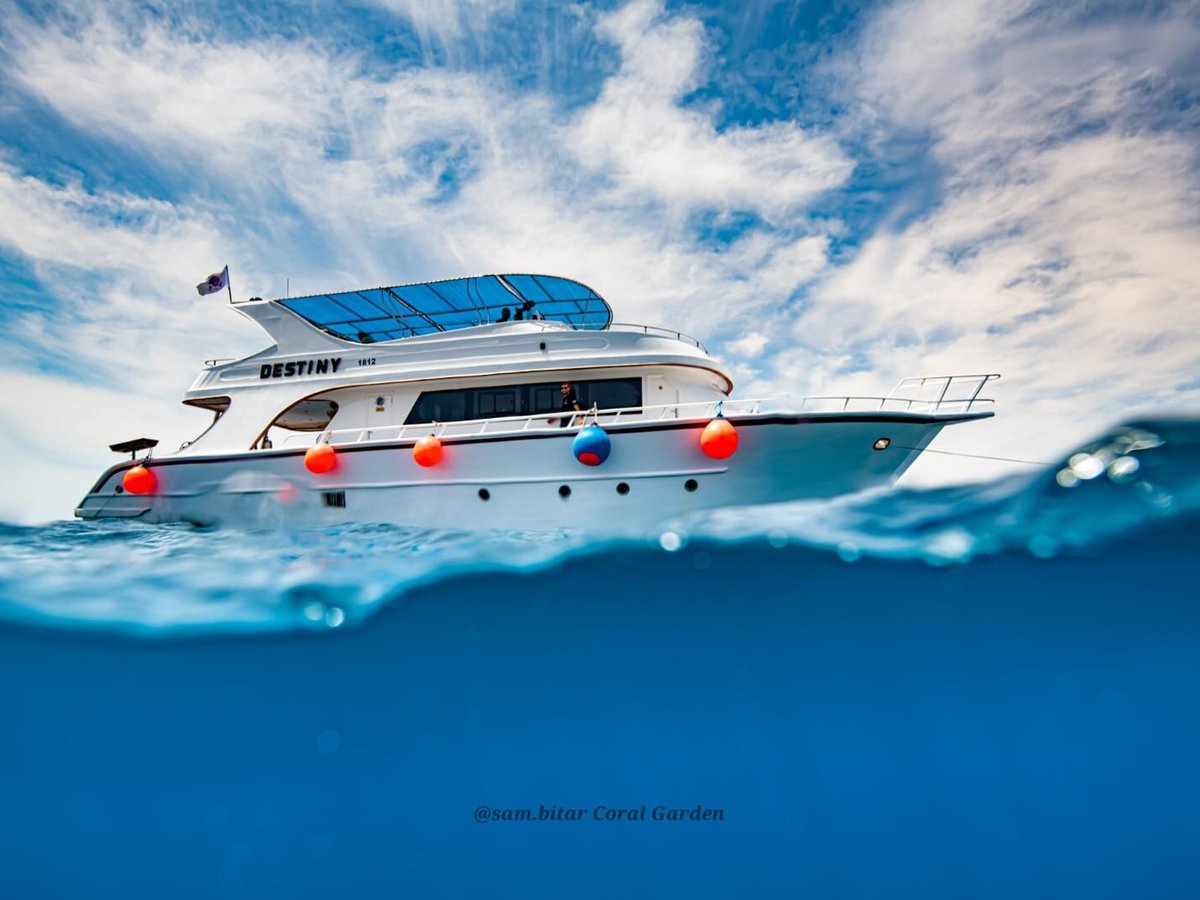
607;322;708;353
794;395;996;412
888;373;1000;404
277;383;996;449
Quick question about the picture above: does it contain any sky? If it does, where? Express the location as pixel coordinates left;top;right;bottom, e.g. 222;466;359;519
0;0;1197;523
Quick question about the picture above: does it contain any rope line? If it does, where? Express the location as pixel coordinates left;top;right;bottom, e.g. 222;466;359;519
891;445;1050;466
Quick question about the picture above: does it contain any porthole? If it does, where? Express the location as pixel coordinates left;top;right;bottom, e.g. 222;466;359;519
873;438;891;451
616;482;630;495
478;488;490;501
115;485;124;494
558;485;571;499
684;479;699;492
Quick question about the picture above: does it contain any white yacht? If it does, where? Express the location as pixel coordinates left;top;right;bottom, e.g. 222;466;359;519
75;274;998;531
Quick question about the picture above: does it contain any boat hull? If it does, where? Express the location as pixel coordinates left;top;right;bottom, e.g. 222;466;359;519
76;414;974;532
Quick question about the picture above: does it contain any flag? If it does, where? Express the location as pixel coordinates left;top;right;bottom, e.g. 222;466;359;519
196;265;229;296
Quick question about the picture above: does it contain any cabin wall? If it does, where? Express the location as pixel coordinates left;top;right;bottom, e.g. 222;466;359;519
183;364;730;455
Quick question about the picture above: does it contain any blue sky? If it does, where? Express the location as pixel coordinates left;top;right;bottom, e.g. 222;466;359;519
1;0;1198;522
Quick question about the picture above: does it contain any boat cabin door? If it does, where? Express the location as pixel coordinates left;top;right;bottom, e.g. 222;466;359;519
645;375;679;418
367;392;394;434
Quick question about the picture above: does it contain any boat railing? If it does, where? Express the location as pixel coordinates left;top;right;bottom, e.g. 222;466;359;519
607;323;708;353
795;373;1000;414
278;377;997;448
280;398;765;448
888;373;1000;406
793;395;996;413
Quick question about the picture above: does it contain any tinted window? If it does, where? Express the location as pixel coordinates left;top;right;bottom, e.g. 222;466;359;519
409;390;467;424
530;384;560;415
583;379;641;411
476;388;519;416
404;378;641;424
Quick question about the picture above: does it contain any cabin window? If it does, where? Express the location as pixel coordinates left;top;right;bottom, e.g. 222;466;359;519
476;388;519;417
409;391;467;425
272;399;340;432
254;398;341;451
404;378;642;425
530;385;560;415
588;378;641;411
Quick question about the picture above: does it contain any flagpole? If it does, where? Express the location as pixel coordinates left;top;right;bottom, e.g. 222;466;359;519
226;266;233;304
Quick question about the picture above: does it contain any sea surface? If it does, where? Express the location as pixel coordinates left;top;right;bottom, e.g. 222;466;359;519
1;419;1198;898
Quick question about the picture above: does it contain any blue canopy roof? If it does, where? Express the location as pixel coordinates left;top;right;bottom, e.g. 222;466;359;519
275;274;611;343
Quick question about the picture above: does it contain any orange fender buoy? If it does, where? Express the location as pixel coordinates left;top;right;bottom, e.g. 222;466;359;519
413;435;443;467
305;443;337;474
123;464;157;495
700;417;738;459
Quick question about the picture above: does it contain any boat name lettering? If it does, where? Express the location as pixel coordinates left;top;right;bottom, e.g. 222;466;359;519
259;358;343;379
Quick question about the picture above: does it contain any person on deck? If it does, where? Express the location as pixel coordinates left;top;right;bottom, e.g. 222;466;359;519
555;381;583;428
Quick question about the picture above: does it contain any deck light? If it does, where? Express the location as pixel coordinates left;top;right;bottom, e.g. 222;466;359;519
873;438;891;451
305;443;337;474
700;418;738;459
413;435;443;467
122;464;157;495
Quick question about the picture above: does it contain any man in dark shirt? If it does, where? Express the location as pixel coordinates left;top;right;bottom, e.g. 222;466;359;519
556;381;582;427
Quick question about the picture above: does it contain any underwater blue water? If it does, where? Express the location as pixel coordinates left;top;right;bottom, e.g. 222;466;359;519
1;419;1198;898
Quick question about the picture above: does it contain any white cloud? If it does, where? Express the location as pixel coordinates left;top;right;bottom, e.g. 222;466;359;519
725;331;769;358
0;161;266;379
571;0;853;218
11;19;344;168
0;163;217;280
364;0;516;45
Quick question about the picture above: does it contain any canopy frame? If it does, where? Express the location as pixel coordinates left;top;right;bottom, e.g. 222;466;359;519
273;273;611;344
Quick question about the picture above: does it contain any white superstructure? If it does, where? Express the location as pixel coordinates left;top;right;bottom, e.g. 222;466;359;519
76;274;997;531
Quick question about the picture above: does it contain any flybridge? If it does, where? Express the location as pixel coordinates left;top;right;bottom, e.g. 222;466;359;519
270;273;613;344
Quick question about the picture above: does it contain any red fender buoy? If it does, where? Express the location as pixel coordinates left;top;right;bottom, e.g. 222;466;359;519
305;443;337;474
700;417;738;459
413;435;443;467
123;464;157;495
